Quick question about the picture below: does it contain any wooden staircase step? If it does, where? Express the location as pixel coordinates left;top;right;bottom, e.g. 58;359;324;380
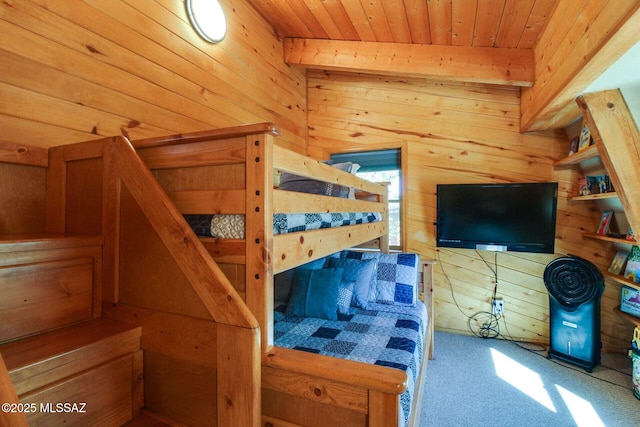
0;317;141;396
0;233;104;254
0;233;105;343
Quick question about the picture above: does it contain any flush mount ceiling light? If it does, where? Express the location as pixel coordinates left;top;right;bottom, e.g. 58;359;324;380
186;0;227;43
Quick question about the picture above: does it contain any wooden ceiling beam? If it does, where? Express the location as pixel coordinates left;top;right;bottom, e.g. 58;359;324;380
283;38;534;86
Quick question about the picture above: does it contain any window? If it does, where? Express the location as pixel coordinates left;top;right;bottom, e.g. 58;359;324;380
330;149;403;249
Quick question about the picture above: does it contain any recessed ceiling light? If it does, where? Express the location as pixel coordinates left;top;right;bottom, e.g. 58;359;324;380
186;0;227;43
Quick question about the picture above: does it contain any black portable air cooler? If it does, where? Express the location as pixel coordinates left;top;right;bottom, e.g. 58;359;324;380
544;255;604;372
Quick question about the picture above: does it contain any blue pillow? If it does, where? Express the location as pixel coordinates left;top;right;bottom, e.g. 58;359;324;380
326;257;377;309
342;251;381;302
286;268;344;320
375;253;420;306
274;257;327;303
341;251;420;305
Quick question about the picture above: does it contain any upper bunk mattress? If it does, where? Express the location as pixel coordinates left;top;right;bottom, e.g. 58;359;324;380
273;300;427;427
185;212;382;239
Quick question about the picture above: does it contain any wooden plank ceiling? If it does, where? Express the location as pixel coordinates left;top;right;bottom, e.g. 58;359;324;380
247;0;558;86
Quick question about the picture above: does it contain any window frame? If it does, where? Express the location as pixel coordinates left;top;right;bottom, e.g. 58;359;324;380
329;145;407;252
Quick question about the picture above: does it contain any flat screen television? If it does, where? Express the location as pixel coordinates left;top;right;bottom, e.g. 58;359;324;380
436;182;558;254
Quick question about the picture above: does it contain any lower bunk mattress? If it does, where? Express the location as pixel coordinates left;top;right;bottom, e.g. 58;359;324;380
185;212;382;239
273;300;427;427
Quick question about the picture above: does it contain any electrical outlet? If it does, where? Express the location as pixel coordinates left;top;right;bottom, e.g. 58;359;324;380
492;298;504;315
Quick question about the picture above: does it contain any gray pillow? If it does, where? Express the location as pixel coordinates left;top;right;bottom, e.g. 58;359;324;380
279;162;354;198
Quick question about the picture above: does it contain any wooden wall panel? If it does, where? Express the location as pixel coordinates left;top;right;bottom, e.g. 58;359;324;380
307;70;629;351
0;0;307;151
521;0;640;131
117;187;212;320
0;163;46;234
144;350;217;426
65;158;104;235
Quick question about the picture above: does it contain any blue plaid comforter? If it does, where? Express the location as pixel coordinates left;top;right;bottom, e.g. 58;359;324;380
274;301;427;427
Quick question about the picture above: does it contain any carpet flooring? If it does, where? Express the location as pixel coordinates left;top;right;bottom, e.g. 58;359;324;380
419;331;639;427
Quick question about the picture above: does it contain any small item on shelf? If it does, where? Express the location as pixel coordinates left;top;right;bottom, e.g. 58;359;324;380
578;123;593;151
585;174;612;194
585;176;599;194
608;250;630;275
621;285;640;317
578;178;590;196
598;175;608;193
624;246;640;283
628;228;635;241
596;210;614;235
568;136;579;156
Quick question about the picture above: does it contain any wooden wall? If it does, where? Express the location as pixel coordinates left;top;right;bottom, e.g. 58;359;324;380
0;0;307;151
521;0;640;132
1;0;634;353
0;163;46;234
306;70;633;352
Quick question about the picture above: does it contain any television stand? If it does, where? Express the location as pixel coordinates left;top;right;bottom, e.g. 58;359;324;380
476;244;507;252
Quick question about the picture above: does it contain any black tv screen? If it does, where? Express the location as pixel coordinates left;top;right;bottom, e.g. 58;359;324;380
436;182;558;253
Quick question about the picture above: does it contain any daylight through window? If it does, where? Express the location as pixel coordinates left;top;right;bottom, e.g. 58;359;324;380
330;149;402;249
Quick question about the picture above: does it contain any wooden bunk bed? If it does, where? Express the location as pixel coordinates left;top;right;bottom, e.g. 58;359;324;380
131;123;389;348
127;123;434;427
1;123;432;426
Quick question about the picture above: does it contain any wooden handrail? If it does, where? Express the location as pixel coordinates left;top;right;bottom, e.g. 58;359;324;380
105;136;258;330
132;122;281;149
106;135;261;425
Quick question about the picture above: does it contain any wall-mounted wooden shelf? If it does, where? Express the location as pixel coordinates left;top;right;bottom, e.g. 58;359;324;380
570;192;618;202
553;144;599;167
604;271;640;292
576;91;640;254
566;91;640;332
583;232;637;245
614;306;640;327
